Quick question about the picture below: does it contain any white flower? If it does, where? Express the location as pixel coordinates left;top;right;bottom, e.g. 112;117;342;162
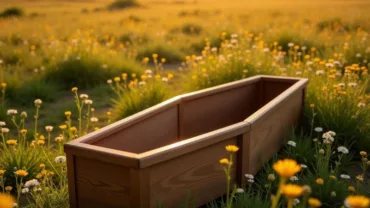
290;176;299;181
24;179;39;188
293;198;300;206
138;81;146;86
45;126;53;132
107;79;112;84
55;156;66;163
245;174;254;179
316;70;324;75
314;127;323;132
236;188;244;193
288;42;294;47
7;109;18;116
90;117;99;123
337;146;349;154
145;69;152;75
319;149;325;155
80;94;89;99
356;53;362;57
102;64;108;69
300;164;308;168
306;61;313;66
0;121;6;126
322;131;335;144
338;83;345;88
231;34;238;39
340;174;351;179
358;102;366;108
0;59;3;64
34;99;42;105
295;71;302;76
287;140;296;147
348;82;358;87
21;188;29;194
247;179;254;183
1;128;9;133
330;191;336;197
55;136;64;142
263;48;270;52
301;46;307;51
84;99;93;105
161;77;168;82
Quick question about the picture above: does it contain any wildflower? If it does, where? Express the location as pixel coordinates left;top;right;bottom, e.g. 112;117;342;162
314;127;323;132
107;79;112;84
245;174;254;180
55;156;66;163
236;188;244;193
37;140;45;146
70;126;77;133
338;146;349;154
55;136;63;143
247;179;254;183
106;111;111;116
80;94;89;99
348;83;358;87
293;198;300;206
24;179;39;188
20;129;27;135
47;171;55;177
219;158;229;165
162;77;169;82
15;169;28;177
268;174;275;181
7;109;18;116
84;99;93;105
358;103;366;108
300;164;307;169
360;151;367;156
20;111;27;118
64;111;72;117
34;99;42;106
90;117;99;123
331;191;336;197
0;170;5;175
330;175;337;180
5;186;12;192
39;164;45;169
316;70;324;75
114;77;120;82
302;185;312;195
21;188;29;194
71;87;78;92
273;159;301;178
344;195;369;208
0;193;15;208
45;126;53;132
225;145;239;153
287;140;296;147
340;174;351;179
59;125;67;130
2;128;9;133
308;198;322;208
316;178;324;185
319;149;325;155
0;121;5;126
6;140;17;146
310;104;315;108
281;184;303;199
348;186;356;192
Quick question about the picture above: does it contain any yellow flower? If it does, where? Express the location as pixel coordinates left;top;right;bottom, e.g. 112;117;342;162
360;151;367;157
6;140;17;146
308;197;322;208
59;125;67;130
161;58;166;63
15;169;28;177
356;175;364;182
219;158;229;165
39;135;45;140
167;73;174;79
344;195;370;208
310;104;315;108
1;82;7;88
48;171;55;177
64;111;72;117
106;111;111;116
152;53;158;59
0;169;5;175
94;127;99;131
121;73;128;80
39;164;45;169
281;184;304;199
131;73;136;78
273;159;301;178
69;126;77;133
71;87;78;92
4;186;12;192
225;145;239;153
37;140;45;146
142;57;149;63
41;170;47;176
0;193;15;208
114;77;120;82
316;178;324;185
20;129;27;135
348;186;356;192
329;175;337;180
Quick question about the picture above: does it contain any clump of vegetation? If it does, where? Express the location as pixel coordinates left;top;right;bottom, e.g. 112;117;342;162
136;44;185;63
181;23;203;36
107;0;140;11
0;7;24;18
316;18;359;32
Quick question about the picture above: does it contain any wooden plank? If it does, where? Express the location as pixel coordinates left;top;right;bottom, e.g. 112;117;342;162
149;138;238;208
139;121;250;168
66;154;77;208
236;132;251;185
130;169;150;208
75;157;131;208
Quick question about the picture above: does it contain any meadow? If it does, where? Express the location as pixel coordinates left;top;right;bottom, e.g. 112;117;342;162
0;0;369;207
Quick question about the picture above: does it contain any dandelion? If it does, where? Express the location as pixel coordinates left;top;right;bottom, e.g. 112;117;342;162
107;79;112;84
39;164;45;169
0;170;5;175
360;151;367;157
281;184;303;198
80;94;88;99
219;158;229;165
287;140;296;147
34;99;42;106
308;198;322;208
59;125;67;130
55;156;66;163
114;77;120;82
344;195;369;208
273;159;301;178
71;87;78;92
6;140;17;146
337;146;349;154
84;99;93;105
316;178;324;185
225;145;239;153
7;109;18;116
316;70;324;75
340;174;351;179
15;169;28;177
0;193;15;208
45;126;53;132
302;185;312;195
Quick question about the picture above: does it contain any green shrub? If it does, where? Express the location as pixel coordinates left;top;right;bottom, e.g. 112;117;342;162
181;23;203;36
136;44;184;63
0;7;24;18
42;54;142;89
107;0;140;11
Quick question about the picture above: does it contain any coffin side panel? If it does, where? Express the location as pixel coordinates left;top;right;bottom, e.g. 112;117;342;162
249;89;304;175
180;84;258;139
92;106;178;153
74;157;132;208
149;138;238;208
